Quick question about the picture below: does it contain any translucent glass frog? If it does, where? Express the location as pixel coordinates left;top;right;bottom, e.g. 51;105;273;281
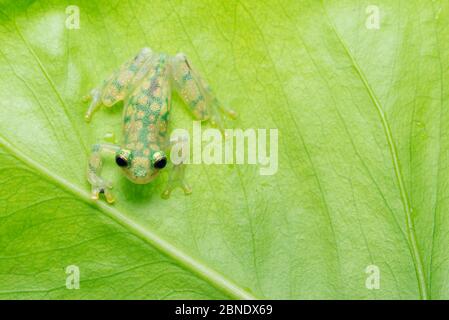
83;48;236;203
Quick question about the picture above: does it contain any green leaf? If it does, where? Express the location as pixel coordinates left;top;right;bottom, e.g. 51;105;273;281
0;0;448;299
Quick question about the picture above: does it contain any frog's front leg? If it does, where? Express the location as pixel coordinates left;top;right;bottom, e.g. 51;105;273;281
170;53;237;131
83;47;153;122
161;135;192;199
87;143;120;203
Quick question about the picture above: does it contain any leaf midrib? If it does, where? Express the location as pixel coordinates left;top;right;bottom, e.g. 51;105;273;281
321;1;428;299
0;135;257;300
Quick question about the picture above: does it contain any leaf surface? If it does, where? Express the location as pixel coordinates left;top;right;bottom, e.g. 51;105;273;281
0;0;448;299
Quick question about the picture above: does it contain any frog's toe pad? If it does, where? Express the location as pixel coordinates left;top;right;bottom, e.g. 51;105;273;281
91;184;115;203
82;94;92;103
182;184;192;195
161;189;171;199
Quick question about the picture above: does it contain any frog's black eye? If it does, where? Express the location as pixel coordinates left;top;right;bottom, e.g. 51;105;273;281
154;156;167;169
116;149;132;167
152;151;167;169
115;155;128;167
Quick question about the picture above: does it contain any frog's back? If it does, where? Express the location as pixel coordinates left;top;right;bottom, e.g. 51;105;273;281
122;53;171;156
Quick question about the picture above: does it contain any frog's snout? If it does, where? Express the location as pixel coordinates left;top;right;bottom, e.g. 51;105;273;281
134;167;147;178
123;165;158;184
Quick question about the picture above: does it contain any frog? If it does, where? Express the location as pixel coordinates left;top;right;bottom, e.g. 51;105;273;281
83;47;237;203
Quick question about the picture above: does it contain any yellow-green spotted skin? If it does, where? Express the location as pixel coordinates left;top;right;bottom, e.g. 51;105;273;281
118;51;171;184
84;47;236;203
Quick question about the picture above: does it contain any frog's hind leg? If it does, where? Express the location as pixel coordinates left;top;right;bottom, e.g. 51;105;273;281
84;47;153;122
170;53;237;131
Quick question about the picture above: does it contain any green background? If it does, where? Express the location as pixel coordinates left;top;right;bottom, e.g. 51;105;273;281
0;0;448;299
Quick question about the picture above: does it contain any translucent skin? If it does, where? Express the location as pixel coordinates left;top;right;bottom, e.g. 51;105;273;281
84;48;236;202
119;53;171;183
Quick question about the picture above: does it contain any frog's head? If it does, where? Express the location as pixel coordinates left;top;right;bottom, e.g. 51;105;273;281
115;149;167;184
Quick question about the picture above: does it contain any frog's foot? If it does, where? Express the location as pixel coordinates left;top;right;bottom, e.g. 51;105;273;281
208;100;238;134
161;164;192;199
87;143;120;204
90;179;115;204
83;88;102;122
161;181;192;199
